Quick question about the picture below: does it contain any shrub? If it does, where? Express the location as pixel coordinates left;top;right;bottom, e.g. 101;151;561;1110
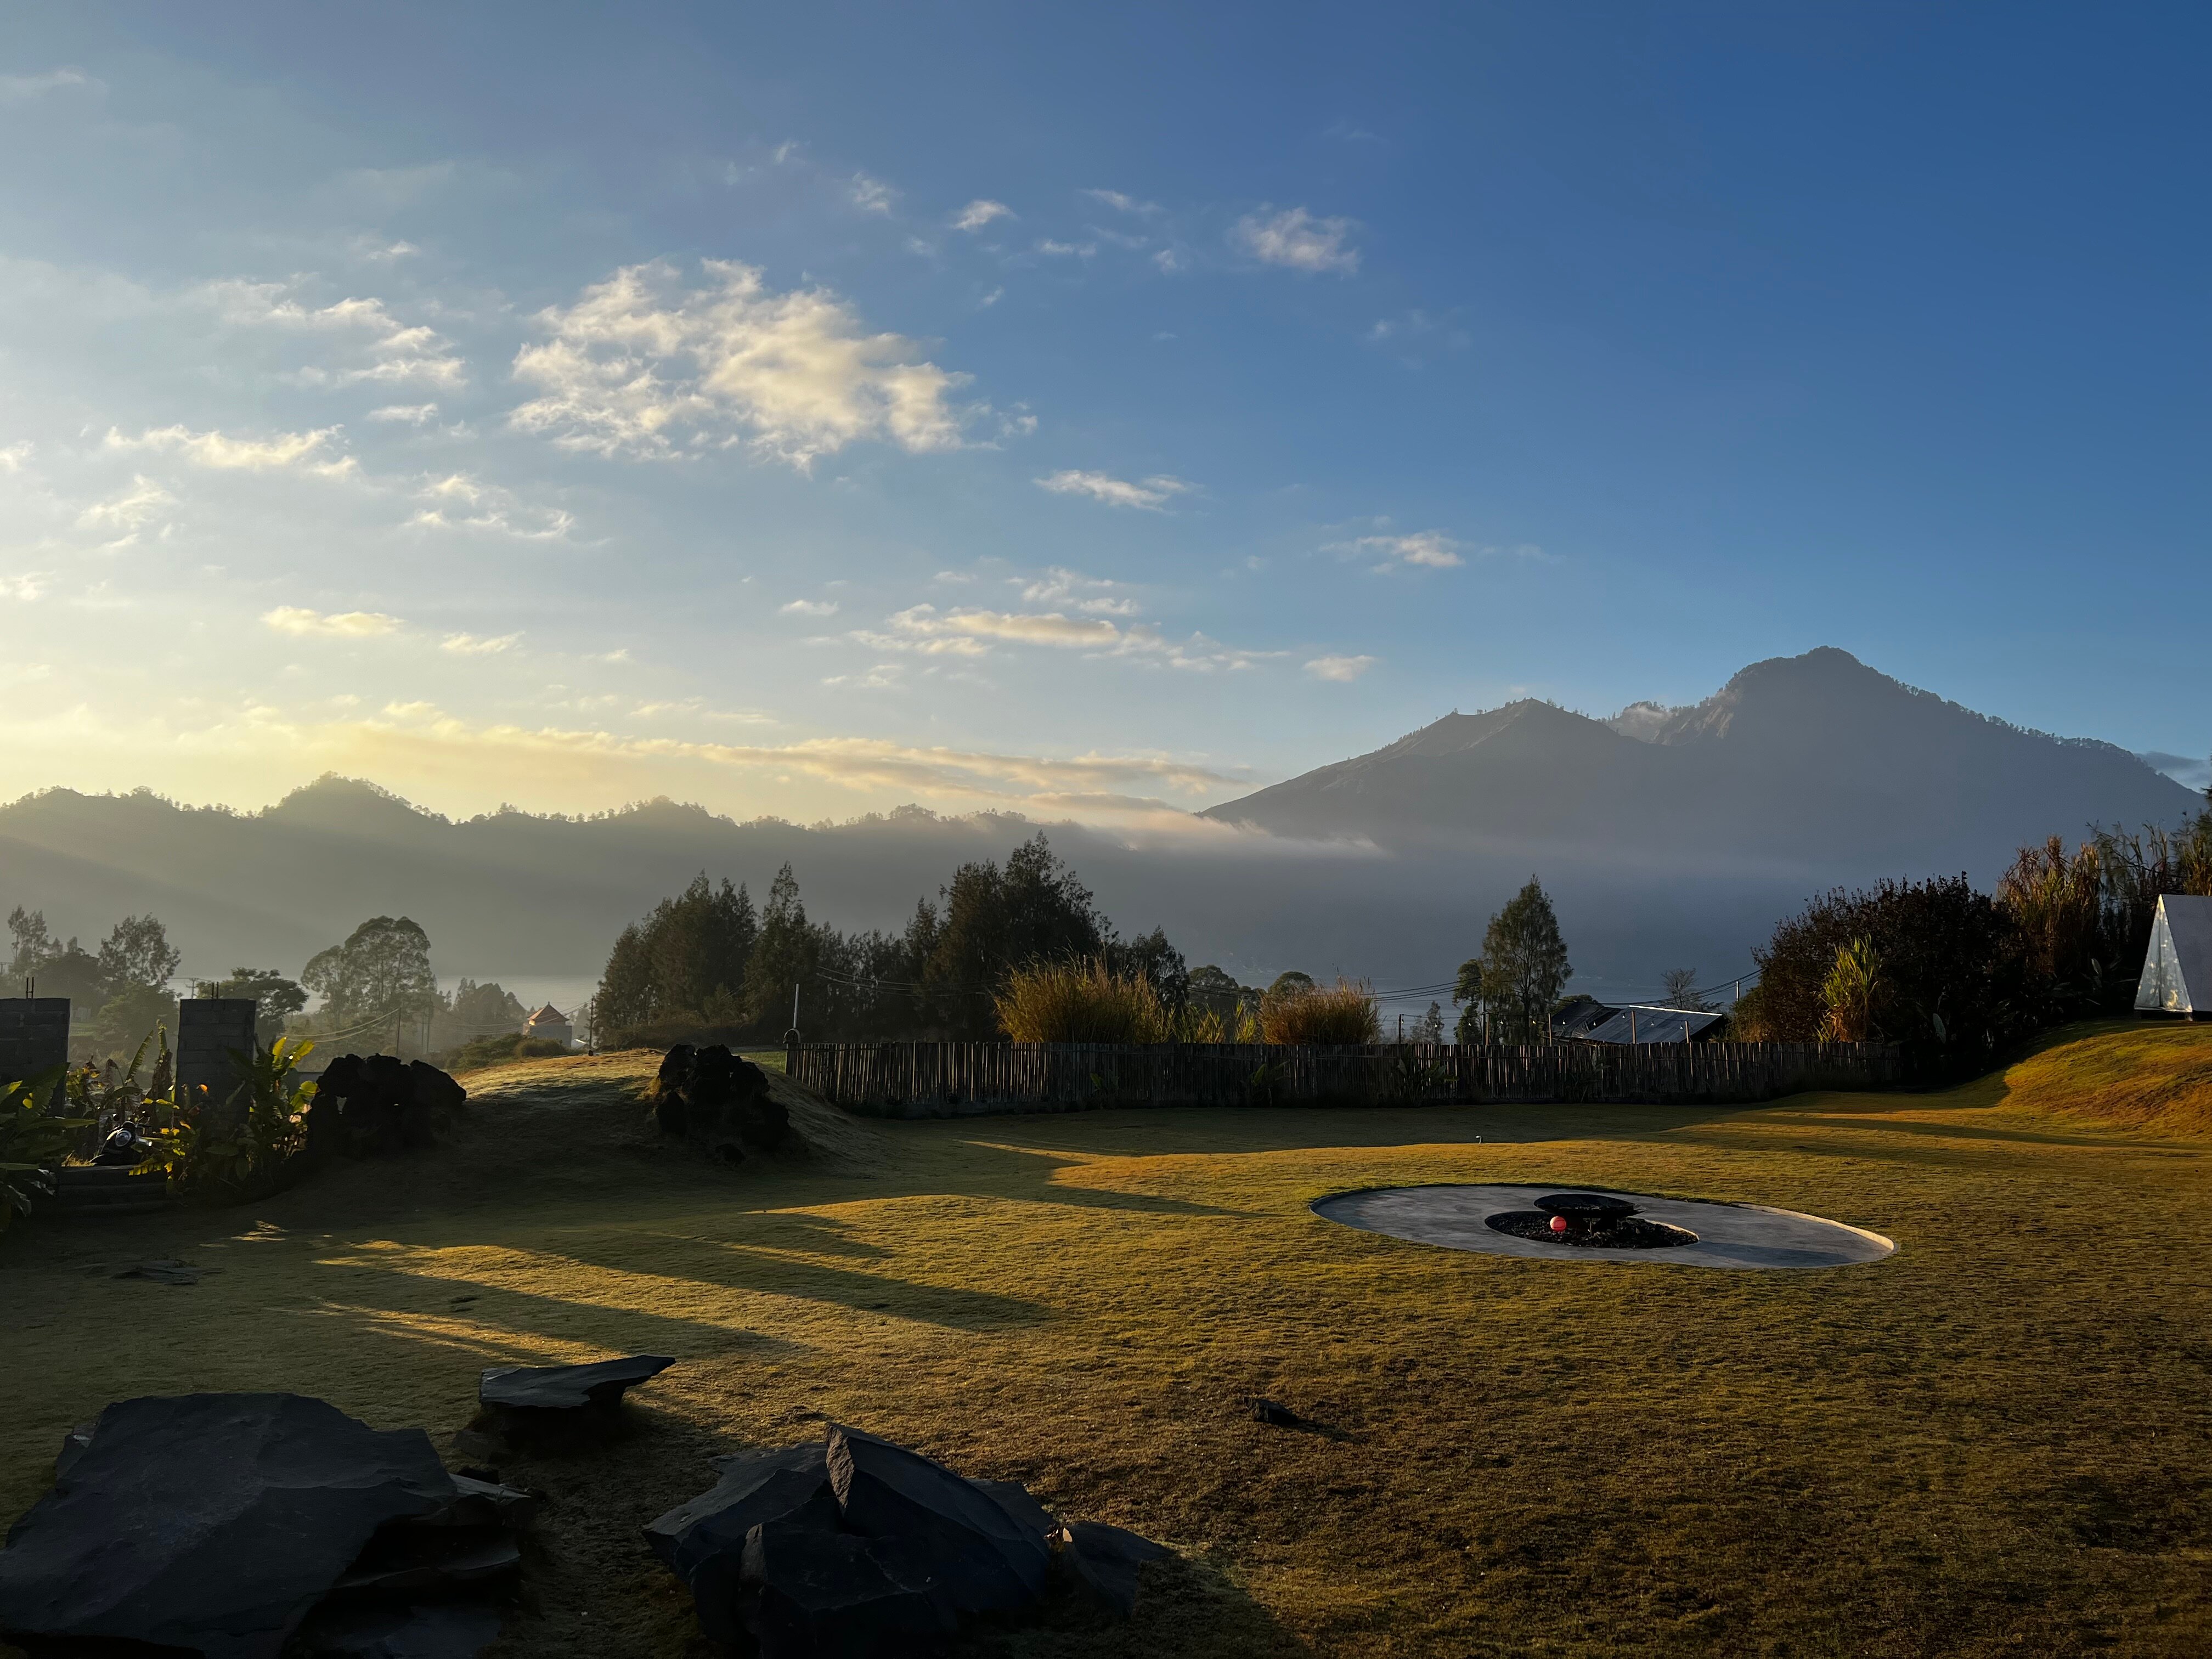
1180;1003;1262;1043
1753;875;2023;1056
1260;979;1381;1046
993;960;1169;1044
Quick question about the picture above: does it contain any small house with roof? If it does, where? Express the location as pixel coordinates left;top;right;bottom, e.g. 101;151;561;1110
2136;894;2212;1018
524;1003;574;1047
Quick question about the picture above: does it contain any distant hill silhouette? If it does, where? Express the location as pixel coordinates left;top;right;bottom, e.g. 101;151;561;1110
1203;647;2198;870
0;648;2197;1001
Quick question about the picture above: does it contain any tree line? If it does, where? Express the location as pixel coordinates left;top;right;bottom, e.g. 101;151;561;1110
1445;798;2212;1063
596;834;1190;1043
5;905;533;1063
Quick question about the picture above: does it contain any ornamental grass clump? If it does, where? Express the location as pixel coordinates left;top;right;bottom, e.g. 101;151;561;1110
994;959;1170;1044
1260;978;1381;1046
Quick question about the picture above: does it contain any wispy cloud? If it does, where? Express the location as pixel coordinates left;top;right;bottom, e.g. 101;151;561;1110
407;473;573;540
1305;653;1376;682
509;259;971;467
105;424;355;475
369;403;439;425
0;68;99;103
0;442;30;472
0;573;51;601
780;598;840;617
75;476;175;533
952;199;1013;232
441;632;520;654
262;605;403;637
1035;239;1096;258
201;281;467;388
1084;189;1161;216
1020;567;1139;616
849;172;896;214
1231;205;1360;274
1329;531;1464;570
1035;469;1194;510
870;604;1270;673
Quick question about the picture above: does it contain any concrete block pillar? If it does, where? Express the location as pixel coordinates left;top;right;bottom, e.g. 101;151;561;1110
0;997;71;1085
176;998;258;1122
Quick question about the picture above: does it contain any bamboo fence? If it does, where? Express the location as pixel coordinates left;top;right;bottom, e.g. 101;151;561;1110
792;1039;1906;1118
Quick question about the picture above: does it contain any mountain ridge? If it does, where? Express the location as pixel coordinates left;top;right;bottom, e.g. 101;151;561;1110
1201;648;2196;866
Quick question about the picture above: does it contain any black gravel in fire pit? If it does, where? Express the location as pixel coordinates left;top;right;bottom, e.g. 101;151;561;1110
1487;1191;1699;1250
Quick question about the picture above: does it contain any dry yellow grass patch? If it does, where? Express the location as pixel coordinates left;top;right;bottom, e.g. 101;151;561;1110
3;1040;2210;1657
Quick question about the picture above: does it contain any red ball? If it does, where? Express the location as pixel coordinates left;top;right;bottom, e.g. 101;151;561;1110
1549;1216;1568;1234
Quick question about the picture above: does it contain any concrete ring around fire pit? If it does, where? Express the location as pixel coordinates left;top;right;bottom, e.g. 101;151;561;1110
1312;1183;1895;1271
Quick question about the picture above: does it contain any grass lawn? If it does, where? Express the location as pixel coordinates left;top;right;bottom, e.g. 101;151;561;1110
4;1020;2210;1656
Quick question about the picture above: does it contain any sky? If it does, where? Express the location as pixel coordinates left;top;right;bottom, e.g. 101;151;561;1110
1;1;2206;826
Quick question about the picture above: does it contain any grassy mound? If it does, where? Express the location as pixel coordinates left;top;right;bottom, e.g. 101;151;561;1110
1978;1018;2212;1135
3;1029;2209;1656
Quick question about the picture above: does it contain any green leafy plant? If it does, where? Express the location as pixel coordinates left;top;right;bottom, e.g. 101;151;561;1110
1;1066;88;1234
137;1036;316;1200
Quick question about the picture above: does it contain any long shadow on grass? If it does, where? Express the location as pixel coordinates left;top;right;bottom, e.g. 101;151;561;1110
960;1551;1311;1659
321;1238;1050;1335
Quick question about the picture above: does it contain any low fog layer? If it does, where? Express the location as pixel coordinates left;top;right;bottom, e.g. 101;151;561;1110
0;649;2197;1007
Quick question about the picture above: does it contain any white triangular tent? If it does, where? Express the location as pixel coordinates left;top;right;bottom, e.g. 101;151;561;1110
2134;894;2212;1015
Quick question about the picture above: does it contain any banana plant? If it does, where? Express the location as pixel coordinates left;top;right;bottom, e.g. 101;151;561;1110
1;1066;89;1235
137;1035;316;1196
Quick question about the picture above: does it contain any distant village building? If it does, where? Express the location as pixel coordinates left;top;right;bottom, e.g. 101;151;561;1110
524;1003;574;1047
2135;894;2212;1018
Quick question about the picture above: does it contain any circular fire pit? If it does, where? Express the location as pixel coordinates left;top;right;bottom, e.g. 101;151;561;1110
1483;1190;1698;1250
1310;1184;1897;1271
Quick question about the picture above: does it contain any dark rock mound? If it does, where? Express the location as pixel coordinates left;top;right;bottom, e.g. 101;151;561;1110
0;1392;526;1659
1535;1192;1638;1221
652;1044;787;1160
645;1424;1165;1656
306;1056;469;1161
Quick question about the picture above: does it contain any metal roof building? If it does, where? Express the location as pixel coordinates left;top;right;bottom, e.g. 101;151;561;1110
2135;894;2212;1017
1582;1005;1725;1045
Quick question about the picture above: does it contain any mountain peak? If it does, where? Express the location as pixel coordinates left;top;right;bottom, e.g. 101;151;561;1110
1201;647;2199;867
264;775;450;832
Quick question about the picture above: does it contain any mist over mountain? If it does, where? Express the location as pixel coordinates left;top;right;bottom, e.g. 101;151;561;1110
1;649;2197;1007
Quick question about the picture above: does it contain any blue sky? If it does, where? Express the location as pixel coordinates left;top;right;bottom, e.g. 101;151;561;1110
1;1;2205;822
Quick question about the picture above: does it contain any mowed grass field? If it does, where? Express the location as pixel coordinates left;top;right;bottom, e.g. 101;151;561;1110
4;1021;2211;1657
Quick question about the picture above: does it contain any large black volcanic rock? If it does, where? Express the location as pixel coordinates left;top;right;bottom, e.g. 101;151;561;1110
646;1424;1159;1656
0;1394;465;1659
652;1044;787;1159
826;1425;1051;1616
306;1056;467;1161
645;1443;842;1645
